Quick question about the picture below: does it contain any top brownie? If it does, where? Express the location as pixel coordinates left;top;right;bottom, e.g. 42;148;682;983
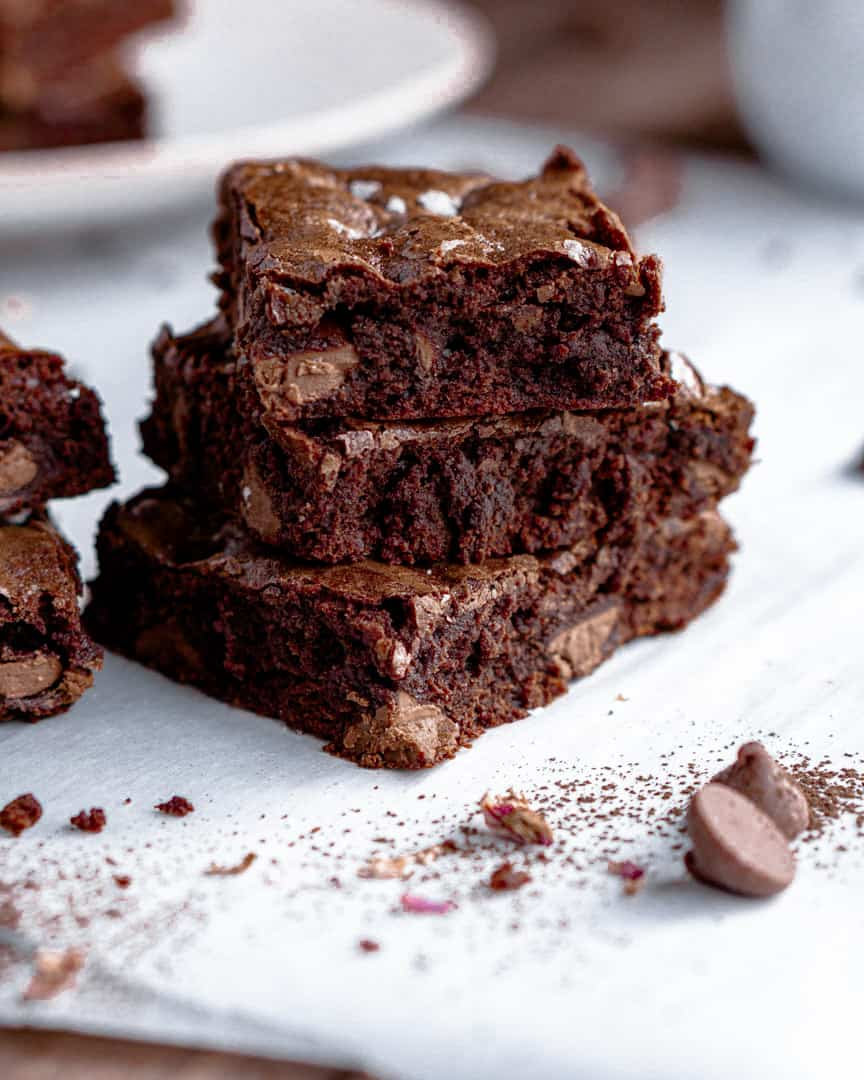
214;147;672;421
0;330;115;515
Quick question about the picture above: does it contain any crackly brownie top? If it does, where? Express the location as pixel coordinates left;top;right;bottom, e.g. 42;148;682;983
220;146;655;288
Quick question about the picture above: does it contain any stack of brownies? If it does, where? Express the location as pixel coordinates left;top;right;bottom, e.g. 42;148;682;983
88;148;754;768
0;331;113;720
0;0;174;152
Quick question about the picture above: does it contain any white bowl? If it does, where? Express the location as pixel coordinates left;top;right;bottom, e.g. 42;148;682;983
729;0;864;199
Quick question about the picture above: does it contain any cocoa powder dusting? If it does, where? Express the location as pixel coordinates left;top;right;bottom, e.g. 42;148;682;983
783;755;864;839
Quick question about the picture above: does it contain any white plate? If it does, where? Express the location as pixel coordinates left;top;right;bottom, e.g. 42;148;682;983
0;0;492;230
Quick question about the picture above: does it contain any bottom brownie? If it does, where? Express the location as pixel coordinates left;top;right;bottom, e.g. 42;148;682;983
1;518;103;720
87;488;734;768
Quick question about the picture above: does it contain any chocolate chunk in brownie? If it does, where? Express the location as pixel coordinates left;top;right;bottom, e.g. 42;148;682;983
141;320;753;564
1;516;102;721
0;330;114;515
213;147;672;420
86;488;734;768
0;57;145;152
0;0;174;111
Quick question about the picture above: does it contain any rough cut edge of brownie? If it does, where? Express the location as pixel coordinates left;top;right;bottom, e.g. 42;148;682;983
0;56;146;152
0;0;175;110
86;488;734;769
0;330;115;514
213;147;672;419
0;515;103;721
142;320;754;565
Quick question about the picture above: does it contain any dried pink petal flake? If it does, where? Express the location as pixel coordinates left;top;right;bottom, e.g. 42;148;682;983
608;860;646;895
480;789;553;846
400;893;456;915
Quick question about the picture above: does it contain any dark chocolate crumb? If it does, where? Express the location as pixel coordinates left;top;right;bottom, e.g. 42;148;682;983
70;808;107;834
155;796;194;817
0;794;42;837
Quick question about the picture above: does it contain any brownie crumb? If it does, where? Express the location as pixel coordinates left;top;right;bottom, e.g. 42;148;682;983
358;939;380;953
113;875;132;889
22;947;84;1001
205;852;256;877
0;794;42;837
155;796;194;817
489;862;532;892
70;808;106;833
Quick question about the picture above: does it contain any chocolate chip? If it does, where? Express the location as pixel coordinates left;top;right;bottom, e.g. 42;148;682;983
0;653;62;700
713;741;810;839
686;783;795;898
0;441;38;495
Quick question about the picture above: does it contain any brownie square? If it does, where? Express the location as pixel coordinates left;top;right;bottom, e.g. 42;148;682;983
214;147;672;421
87;488;733;768
0;57;146;151
142;320;753;565
1;515;102;720
0;330;115;515
0;0;174;110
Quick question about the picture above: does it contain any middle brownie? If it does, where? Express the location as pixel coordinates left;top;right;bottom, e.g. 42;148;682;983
142;320;754;565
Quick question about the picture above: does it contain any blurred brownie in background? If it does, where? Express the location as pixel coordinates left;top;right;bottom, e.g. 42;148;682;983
0;0;175;151
0;54;145;152
467;0;746;151
0;0;174;108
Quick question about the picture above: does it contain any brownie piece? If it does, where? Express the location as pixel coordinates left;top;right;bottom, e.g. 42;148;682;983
86;488;734;768
143;321;753;564
1;515;102;720
0;331;114;514
0;58;145;152
213;148;672;421
0;0;174;110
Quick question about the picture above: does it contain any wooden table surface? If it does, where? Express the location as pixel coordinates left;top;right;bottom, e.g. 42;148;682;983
0;1030;374;1080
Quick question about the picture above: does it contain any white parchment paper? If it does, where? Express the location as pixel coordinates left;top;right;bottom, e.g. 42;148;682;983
1;119;863;1079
